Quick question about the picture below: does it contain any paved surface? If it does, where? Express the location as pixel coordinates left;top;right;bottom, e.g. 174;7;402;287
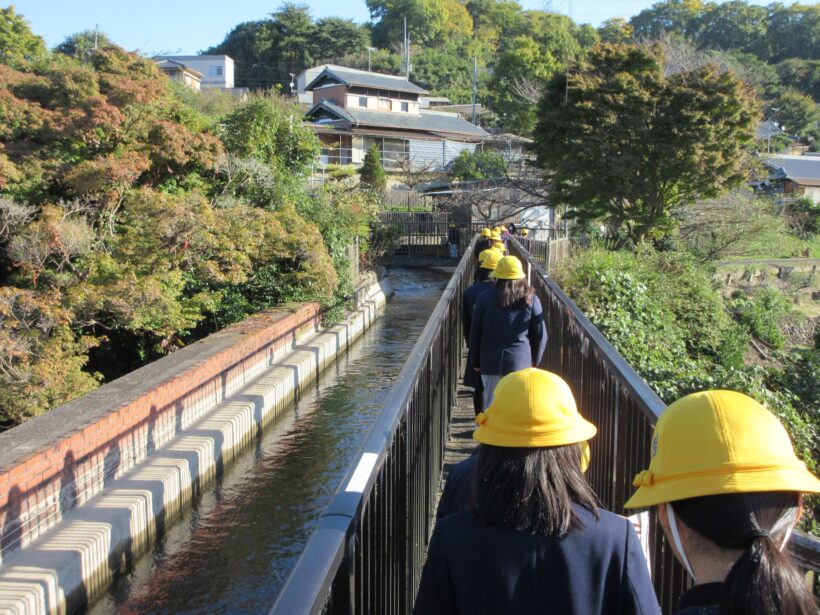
434;348;478;510
715;258;819;267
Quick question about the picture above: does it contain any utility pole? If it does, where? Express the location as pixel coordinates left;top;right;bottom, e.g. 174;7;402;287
471;57;478;125
403;17;411;79
367;47;375;72
93;24;99;51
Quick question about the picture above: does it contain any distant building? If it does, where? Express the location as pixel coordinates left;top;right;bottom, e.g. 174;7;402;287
154;55;235;89
761;154;820;203
419;96;451;108
295;64;331;105
302;65;489;171
154;59;202;90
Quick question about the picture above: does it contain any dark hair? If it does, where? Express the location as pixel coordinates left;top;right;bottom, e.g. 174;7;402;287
472;443;599;537
475;239;491;258
495;278;533;310
474;267;492;282
672;492;815;615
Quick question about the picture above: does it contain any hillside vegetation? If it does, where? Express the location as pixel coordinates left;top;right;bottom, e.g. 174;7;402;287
207;1;818;138
0;7;374;429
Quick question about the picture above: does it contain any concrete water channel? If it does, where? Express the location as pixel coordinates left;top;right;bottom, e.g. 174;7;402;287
85;267;450;615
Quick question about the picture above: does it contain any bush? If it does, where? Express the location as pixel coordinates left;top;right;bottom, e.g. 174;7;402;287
359;145;386;191
449;149;506;181
554;243;819;533
729;286;791;348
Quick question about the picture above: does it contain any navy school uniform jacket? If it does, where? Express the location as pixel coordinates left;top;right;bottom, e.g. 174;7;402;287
469;288;547;376
414;506;661;615
462;281;496;388
462;281;495;342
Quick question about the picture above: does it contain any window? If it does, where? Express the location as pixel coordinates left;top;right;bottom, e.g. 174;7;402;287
359;96;368;107
401;101;409;112
379;97;390;110
209;66;223;77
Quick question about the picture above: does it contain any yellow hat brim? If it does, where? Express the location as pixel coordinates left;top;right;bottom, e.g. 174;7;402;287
624;464;820;509
474;419;597;448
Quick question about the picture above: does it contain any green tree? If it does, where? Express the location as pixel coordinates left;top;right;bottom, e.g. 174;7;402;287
598;18;634;45
532;43;757;243
207;19;280;88
54;29;116;59
449;149;506;180
359;145;386;191
220;96;319;176
367;0;447;47
411;44;478;103
630;0;703;40
765;3;820;63
0;6;48;68
694;1;769;59
0;6;47;69
775;89;819;136
311;17;369;63
486;35;560;135
775;58;820;101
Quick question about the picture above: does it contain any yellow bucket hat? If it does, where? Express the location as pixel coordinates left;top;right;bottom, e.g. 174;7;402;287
521;228;529;236
625;390;820;509
474;368;597;453
490;231;502;241
480;228;492;237
491;255;525;280
478;249;502;270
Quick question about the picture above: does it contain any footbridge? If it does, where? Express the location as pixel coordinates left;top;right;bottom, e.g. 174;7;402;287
0;230;816;615
270;234;819;615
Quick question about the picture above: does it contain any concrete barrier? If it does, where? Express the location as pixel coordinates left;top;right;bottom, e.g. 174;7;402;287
0;271;392;614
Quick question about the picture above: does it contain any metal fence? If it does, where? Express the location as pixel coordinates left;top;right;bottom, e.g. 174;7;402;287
509;238;820;610
517;237;570;274
377;212;454;258
269;237;478;615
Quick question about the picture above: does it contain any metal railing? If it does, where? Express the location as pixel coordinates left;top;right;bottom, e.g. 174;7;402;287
517;236;570;274
508;238;687;611
508;237;820;610
318;148;409;169
377;212;459;258
269;237;477;615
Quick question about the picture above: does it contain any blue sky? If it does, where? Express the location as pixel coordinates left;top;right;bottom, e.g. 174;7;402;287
10;0;773;56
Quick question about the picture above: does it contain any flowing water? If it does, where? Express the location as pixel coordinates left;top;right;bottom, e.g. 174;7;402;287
88;267;450;615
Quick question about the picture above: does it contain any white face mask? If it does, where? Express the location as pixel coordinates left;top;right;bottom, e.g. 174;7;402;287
665;502;797;584
666;503;697;582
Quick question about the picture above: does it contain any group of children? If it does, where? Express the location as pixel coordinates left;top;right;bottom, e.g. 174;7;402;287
414;227;819;614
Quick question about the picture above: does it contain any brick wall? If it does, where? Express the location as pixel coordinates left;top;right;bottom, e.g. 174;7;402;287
0;303;321;563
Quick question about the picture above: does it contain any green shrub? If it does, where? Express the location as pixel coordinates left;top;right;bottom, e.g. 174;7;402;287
729;286;791;348
449;149;507;181
555;244;819;533
359;145;386;191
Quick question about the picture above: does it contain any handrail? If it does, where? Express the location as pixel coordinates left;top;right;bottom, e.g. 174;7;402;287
508;238;820;609
509;238;666;420
269;236;478;615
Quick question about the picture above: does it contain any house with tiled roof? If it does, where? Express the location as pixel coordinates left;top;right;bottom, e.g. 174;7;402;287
761;154;820;203
154;59;203;90
302;65;489;171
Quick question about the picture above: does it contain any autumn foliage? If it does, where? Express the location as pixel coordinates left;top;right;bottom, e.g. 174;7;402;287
0;12;363;428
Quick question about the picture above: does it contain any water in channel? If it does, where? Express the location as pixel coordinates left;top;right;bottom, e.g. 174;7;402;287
87;267;451;615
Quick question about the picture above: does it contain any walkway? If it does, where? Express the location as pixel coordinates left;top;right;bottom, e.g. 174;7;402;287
435;349;477;512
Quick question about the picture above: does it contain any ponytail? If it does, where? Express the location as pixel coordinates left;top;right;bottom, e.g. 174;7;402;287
673;492;815;615
721;532;813;615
